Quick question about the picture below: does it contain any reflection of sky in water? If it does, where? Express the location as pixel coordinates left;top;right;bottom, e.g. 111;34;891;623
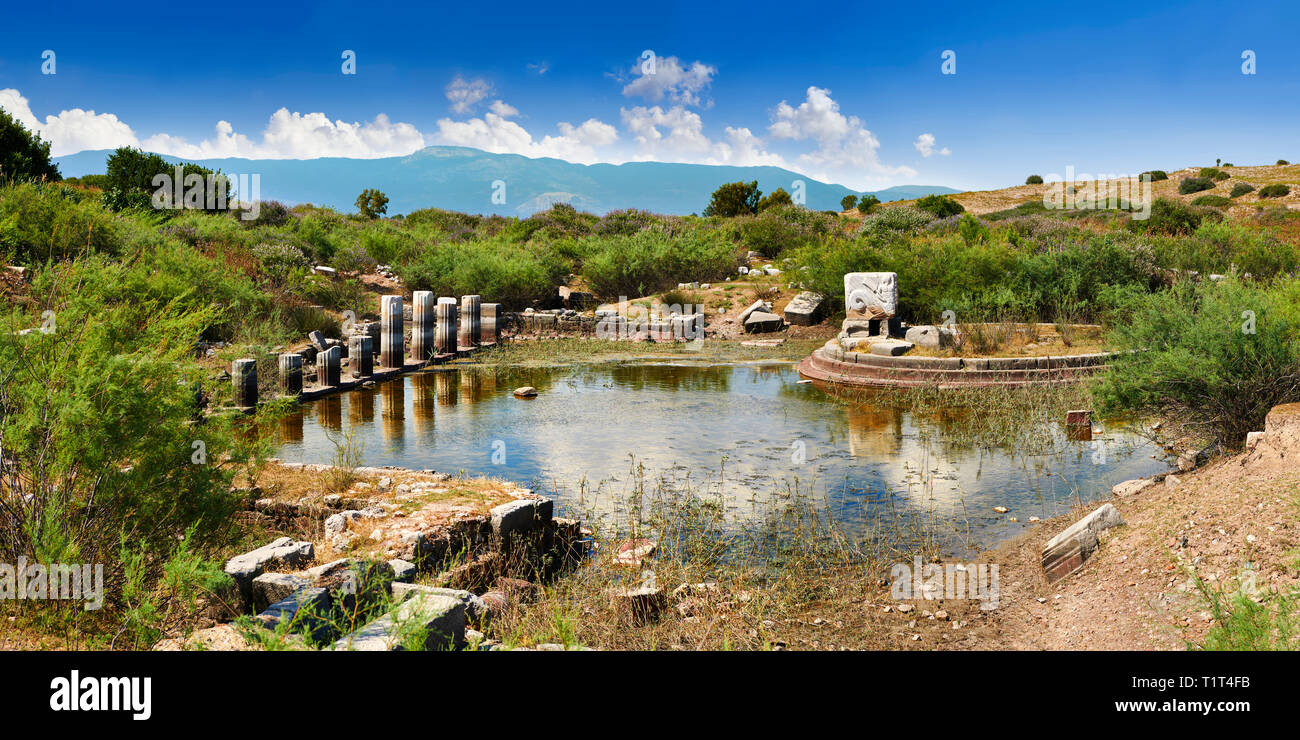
275;363;1169;552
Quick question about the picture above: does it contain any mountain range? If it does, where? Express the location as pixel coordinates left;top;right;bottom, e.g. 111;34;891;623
53;146;959;217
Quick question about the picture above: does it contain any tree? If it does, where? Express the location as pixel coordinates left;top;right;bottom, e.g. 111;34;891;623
356;188;389;219
857;194;880;214
104;147;228;212
0;109;60;183
1025;175;1044;185
840;194;858;211
757;187;793;212
703;181;760;217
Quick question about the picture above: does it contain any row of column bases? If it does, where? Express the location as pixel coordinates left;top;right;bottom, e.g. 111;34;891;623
231;293;497;409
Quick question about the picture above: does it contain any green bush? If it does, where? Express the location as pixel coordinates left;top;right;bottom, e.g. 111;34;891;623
0;182;125;263
856;194;880;214
703;181;760;217
0;260;262;637
1191;194;1232;208
857;206;934;238
1141;170;1169;181
915;194;965;218
736;205;837;258
397;237;570;309
1178;177;1216;195
1229;182;1256;198
1199;167;1230;181
1095;278;1300;448
756;187;792;211
0;109;61;183
1025;175;1044;185
1277;160;1290;166
840;194;858;211
1259;184;1291;199
581;229;740;298
1131;197;1204;236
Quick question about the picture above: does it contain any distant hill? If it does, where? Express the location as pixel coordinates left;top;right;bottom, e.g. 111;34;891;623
53;146;959;217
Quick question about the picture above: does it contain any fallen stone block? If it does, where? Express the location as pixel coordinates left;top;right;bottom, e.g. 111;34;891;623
783;291;825;326
491;498;553;539
388;559;416;583
256;587;333;642
333;593;465;651
904;325;956;348
224;537;315;605
744;311;784;333
737;299;772;325
869;340;914;357
251;572;308;613
391;583;489;624
1111;478;1156;498
1041;503;1125;584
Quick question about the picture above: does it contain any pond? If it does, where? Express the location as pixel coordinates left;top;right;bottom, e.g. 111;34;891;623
273;362;1169;553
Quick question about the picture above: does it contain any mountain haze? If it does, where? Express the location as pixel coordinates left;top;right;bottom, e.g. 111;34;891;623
53;146;959;216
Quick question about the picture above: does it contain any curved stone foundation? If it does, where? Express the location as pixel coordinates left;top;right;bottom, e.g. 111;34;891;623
797;338;1118;389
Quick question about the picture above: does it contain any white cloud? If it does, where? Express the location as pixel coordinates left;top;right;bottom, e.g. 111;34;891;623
445;75;493;114
768;86;917;189
140;110;426;159
619;106;786;168
622;55;716;107
913;133;950;157
434;104;618;165
0;88;139;156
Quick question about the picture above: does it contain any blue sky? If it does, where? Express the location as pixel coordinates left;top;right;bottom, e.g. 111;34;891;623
2;0;1298;191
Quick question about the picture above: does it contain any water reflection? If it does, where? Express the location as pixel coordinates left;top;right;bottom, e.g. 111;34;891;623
276;363;1168;550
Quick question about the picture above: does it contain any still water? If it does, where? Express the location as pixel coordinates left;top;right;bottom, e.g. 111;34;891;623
274;362;1168;551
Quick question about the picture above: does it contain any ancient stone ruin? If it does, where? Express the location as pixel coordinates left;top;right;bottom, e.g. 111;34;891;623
797;271;1122;388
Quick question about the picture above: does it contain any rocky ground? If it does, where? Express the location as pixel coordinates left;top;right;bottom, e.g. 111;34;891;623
957;405;1300;650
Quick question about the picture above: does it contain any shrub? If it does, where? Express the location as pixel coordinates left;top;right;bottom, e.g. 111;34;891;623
840;194;858;211
0;264;256;638
1095;279;1300;448
252;241;309;283
1278;160;1290;166
581;229;740;298
1131;197;1203;236
0;109;61;183
736;205;837;259
1141;170;1169;181
397;237;569;309
756;187;793;211
1259;184;1291;199
1178;177;1215;195
1199;167;1230;181
1191;194;1231;208
0;182;123;263
915;194;965;218
244;200;293;228
1229;182;1256;198
856;194;880;214
103;147;229;213
703;181;760;217
857;206;934;238
1025;175;1044;185
332;244;377;274
958;214;989;245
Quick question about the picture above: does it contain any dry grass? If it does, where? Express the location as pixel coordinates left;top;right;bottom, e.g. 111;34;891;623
837;163;1300;218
